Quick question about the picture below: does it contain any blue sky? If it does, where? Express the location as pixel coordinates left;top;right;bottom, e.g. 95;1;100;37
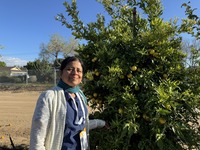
0;0;199;67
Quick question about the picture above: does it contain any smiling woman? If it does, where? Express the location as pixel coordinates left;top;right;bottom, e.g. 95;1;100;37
29;56;106;150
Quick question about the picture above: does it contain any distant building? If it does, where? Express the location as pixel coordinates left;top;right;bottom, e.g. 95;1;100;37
0;66;29;77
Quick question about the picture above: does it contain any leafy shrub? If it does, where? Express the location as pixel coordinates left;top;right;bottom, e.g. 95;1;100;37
58;0;200;149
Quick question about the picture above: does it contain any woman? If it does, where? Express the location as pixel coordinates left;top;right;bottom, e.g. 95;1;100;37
29;56;106;150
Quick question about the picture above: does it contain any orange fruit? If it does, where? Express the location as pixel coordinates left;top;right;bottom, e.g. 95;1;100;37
149;49;155;55
93;93;98;97
143;114;150;121
118;108;123;114
95;71;100;76
159;118;166;124
131;66;137;71
92;57;97;62
127;73;133;78
163;74;168;79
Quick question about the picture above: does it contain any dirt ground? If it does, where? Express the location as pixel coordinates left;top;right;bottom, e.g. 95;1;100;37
0;91;41;149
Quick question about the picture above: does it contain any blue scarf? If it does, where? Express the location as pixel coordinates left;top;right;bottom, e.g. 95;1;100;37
57;79;87;103
57;79;80;93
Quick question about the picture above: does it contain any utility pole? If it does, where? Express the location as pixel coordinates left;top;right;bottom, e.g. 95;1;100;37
54;67;57;86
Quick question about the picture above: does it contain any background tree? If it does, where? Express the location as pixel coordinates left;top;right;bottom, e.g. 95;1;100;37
25;59;53;83
57;0;200;149
63;36;79;57
26;34;79;83
39;33;78;67
0;61;6;67
181;39;200;100
0;45;4;61
25;61;36;70
182;39;200;67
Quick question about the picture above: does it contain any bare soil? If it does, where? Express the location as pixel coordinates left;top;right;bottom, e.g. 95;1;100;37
0;91;41;149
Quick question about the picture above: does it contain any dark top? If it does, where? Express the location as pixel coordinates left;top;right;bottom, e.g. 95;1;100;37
61;91;88;150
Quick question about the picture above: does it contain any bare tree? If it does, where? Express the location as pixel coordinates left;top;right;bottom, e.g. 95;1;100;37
63;37;79;57
39;34;79;67
182;39;200;67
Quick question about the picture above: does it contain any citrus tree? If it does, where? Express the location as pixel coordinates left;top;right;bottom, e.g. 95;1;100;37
57;0;200;149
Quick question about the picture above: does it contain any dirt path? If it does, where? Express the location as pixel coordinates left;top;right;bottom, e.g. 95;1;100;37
0;91;41;149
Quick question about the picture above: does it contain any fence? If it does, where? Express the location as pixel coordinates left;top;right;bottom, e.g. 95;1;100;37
0;68;60;86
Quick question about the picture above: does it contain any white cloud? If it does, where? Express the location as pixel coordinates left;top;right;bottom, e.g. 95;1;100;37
0;56;28;67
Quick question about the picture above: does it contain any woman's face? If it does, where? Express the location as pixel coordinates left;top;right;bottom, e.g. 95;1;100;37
61;60;83;87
